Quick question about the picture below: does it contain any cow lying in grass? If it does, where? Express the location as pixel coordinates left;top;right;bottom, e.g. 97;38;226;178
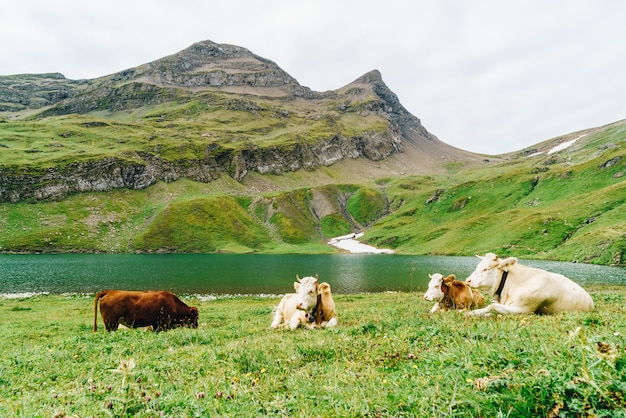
423;273;486;313
270;275;319;330
466;253;594;316
311;282;338;328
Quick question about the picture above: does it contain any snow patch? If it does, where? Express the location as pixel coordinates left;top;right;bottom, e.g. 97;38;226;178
547;134;588;155
328;233;394;254
0;292;50;299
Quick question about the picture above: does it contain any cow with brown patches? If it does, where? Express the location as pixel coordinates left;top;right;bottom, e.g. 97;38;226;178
94;290;198;332
424;273;485;313
312;282;338;328
270;275;319;330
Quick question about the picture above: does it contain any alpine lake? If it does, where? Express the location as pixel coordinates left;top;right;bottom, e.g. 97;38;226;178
0;253;623;297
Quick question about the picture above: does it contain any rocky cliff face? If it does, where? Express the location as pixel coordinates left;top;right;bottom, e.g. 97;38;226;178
0;130;404;202
0;73;88;112
0;40;476;202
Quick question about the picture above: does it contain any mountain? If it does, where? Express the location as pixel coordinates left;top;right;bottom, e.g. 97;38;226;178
0;40;480;203
1;40;623;265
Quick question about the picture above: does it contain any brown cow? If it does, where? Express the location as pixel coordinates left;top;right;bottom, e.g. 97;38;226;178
424;273;485;313
94;290;198;332
312;282;338;328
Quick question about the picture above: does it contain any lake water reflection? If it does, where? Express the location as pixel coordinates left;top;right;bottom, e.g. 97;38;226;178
0;253;623;295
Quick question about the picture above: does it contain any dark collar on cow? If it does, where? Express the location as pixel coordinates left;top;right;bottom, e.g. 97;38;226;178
494;270;509;298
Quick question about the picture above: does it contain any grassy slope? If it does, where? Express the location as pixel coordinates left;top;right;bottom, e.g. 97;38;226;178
0;91;388;169
366;123;626;265
1;288;625;416
0;96;624;264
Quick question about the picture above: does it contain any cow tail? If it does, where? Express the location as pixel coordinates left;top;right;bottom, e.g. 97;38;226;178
94;291;107;332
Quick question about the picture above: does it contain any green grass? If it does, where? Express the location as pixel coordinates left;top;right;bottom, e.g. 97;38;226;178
0;90;389;170
365;137;626;265
1;287;625;416
133;195;270;253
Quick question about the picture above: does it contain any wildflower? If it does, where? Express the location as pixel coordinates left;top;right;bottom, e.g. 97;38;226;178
110;359;136;374
569;326;582;339
474;377;491;390
596;341;616;362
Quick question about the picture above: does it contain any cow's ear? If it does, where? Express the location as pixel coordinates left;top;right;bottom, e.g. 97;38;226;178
443;275;455;284
294;282;300;291
499;257;517;270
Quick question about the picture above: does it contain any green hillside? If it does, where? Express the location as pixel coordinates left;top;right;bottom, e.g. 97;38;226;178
0;40;623;265
367;121;626;265
0;119;624;265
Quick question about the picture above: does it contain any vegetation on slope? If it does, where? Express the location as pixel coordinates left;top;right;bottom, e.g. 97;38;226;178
0;76;624;265
0;120;624;264
367;123;625;265
0;92;388;169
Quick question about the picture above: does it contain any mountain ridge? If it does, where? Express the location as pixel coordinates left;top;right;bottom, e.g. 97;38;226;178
0;40;480;203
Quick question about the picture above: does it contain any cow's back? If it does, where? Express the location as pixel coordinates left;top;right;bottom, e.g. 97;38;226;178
96;290;197;331
504;265;594;313
99;290;159;329
445;281;485;310
540;272;594;313
277;293;299;321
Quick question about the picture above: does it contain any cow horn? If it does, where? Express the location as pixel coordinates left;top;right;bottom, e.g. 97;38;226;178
315;274;319;282
296;274;301;282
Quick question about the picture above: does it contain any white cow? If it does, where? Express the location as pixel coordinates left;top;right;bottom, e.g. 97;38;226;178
424;273;447;313
270;275;319;329
465;253;594;316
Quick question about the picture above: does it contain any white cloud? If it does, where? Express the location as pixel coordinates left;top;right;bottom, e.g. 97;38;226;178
1;0;625;154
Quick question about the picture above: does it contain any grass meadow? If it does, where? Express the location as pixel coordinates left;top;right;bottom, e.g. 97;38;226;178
1;286;625;417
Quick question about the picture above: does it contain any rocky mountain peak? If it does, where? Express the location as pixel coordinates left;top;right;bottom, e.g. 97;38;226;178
111;40;303;94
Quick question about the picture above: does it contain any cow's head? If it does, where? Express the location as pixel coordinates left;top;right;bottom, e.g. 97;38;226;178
466;253;517;291
318;282;332;296
188;306;199;328
423;273;445;301
441;274;457;292
293;274;319;312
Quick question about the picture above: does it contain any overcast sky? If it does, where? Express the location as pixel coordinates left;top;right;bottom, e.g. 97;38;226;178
2;0;625;154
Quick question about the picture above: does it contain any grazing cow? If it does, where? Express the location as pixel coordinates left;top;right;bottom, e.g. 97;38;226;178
465;253;594;316
270;275;319;330
94;290;198;332
423;273;486;313
312;282;338;328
